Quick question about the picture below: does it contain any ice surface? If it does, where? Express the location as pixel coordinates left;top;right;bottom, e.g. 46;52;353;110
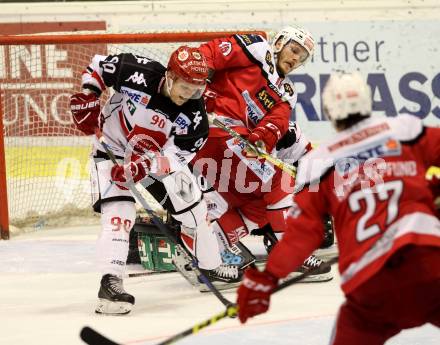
0;226;438;345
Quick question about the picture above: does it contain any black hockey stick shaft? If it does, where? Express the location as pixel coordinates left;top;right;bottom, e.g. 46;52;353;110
95;131;233;308
80;327;119;345
80;256;338;345
155;256;339;345
127;270;173;278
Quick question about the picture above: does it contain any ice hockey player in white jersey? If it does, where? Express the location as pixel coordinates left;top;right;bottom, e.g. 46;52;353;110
69;46;225;315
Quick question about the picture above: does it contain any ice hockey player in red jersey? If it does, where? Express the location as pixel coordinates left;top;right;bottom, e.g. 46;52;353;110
193;27;331;280
237;72;440;344
69;46;227;315
204;120;333;282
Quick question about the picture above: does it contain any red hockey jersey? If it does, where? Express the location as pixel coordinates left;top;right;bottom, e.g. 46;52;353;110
266;115;440;294
199;33;297;138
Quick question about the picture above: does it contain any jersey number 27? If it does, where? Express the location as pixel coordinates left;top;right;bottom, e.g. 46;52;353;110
348;180;403;242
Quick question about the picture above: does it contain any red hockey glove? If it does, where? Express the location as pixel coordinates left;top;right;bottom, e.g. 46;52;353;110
110;155;150;190
70;92;101;135
247;123;282;156
237;266;278;324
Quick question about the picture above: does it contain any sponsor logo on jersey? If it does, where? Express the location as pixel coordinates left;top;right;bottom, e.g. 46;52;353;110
329;122;390;152
226;137;276;183
268;82;283;98
175;113;191;135
175;152;188;165
125;71;148;87
283;82;295;97
335;137;402;175
120;86;151;108
242;90;264;125
126;99;137;115
133;55;152;64
238;34;264;46
265;51;275;74
192;111;202;130
256;87;276;111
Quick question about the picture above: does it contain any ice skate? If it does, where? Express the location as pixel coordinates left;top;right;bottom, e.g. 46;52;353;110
198;263;243;292
282;255;333;283
95;274;135;315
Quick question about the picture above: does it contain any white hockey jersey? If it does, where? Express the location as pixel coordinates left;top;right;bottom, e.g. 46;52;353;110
82;53;209;173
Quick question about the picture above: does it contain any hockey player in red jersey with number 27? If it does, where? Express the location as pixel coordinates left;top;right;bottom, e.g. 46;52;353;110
237;72;440;344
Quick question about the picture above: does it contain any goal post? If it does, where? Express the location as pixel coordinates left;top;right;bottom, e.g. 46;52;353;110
0;91;9;240
0;30;267;239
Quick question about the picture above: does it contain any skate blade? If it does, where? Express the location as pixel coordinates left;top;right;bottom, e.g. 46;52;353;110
280;271;334;284
198;281;241;292
314;245;338;261
95;299;133;315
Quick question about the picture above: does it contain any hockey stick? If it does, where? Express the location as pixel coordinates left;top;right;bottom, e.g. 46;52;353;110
94;130;233;308
127;270;174;278
210;117;297;178
80;256;338;345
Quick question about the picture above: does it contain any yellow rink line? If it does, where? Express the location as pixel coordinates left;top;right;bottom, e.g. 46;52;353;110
5;146;91;178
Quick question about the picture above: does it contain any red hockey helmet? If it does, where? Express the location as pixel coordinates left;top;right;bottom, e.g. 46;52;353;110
167;46;209;86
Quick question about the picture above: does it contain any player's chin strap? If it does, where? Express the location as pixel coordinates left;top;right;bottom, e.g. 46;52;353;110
93;129;233;308
80;255;339;345
209;116;297;178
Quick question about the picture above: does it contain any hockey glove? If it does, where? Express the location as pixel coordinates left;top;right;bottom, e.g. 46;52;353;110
70;91;101;135
247;123;282;156
237;266;278;324
110;155;150;190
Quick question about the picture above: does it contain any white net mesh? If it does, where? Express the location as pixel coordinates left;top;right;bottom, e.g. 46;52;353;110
1;32;248;228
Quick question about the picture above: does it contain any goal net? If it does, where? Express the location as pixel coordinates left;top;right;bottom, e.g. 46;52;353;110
0;31;265;236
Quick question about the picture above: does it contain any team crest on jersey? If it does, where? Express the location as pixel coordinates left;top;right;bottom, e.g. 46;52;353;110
219;41;232;56
238;34;264;46
174;113;191;135
256;88;276;111
178;50;189;61
335;137;402;175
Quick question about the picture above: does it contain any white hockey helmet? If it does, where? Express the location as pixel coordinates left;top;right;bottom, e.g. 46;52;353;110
322;72;372;124
272;26;315;65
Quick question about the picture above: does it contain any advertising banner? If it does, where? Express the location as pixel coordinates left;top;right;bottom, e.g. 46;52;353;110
289;20;440;143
